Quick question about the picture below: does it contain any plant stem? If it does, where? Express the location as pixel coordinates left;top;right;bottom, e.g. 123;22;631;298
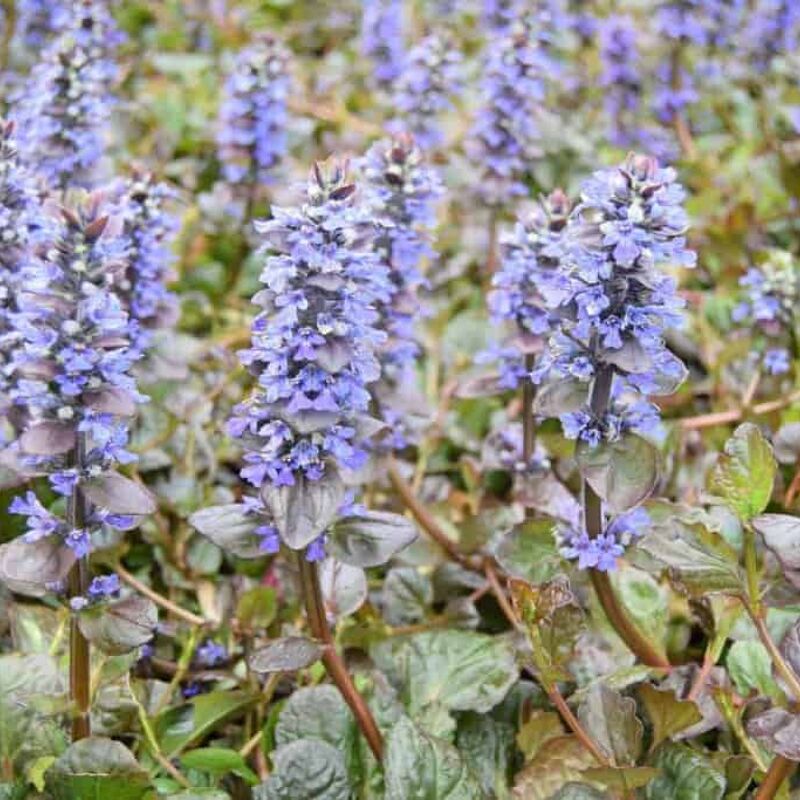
756;756;797;800
522;352;536;516
297;557;383;761
67;435;91;741
585;367;671;669
116;562;207;627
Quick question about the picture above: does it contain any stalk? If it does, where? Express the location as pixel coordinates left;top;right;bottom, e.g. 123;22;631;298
297;557;383;761
584;366;670;669
756;757;797;800
521;353;536;497
66;434;91;740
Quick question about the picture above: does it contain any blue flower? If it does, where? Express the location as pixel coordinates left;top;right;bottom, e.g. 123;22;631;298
229;160;390;494
466;18;548;205
12;0;121;189
389;34;464;149
217;34;292;194
532;153;694;446
9;196;148;559
361;0;406;88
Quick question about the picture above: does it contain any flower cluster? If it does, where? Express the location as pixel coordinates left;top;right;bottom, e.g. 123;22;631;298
228;160;390;551
389;34;463;150
466;18;547;205
68;573;121;610
0;120;46;410
533;153;695;447
732;250;798;376
598;16;644;149
12;0;121;189
217;34;292;195
556;506;650;571
360;0;405;89
13;0;69;50
482;0;522;35
359;136;443;449
485;189;572;390
9;197;146;558
111;173;180;357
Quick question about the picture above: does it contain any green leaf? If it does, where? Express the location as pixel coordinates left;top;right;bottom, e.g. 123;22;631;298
512;736;597;800
709;423;775;521
382;567;433;626
644;744;725;800
491;520;562;585
319;559;367;618
236;587;277;629
577;685;643;766
384;716;485;800
581;766;660;792
636;505;743;596
187;504;265;558
548;785;609;800
180;748;257;784
156;690;253;758
254;740;350;800
44;737;151;800
612;567;668;650
77;595;157;655
533;378;588;417
372;630;517;716
638;684;703;749
456;713;515;797
516;710;564;761
328;510;417;567
274;685;360;779
747;708;800;760
0;536;76;598
576;433;658;512
752;513;800;587
247;638;323;674
261;471;345;550
726;641;781;698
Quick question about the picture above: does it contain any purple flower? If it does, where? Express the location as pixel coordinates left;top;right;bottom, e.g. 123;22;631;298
388;34;464;149
217;34;292;194
229;159;390;507
359;136;443;448
11;0;122;189
466;18;548;205
533;154;694;447
196;640;228;668
361;0;406;88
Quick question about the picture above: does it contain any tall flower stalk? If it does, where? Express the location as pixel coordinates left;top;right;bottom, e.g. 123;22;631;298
8;196;154;739
360;0;405;90
217;34;292;210
388;34;463;150
360;135;443;450
227;160;392;759
533;153;695;666
12;0;121;190
112;172;180;359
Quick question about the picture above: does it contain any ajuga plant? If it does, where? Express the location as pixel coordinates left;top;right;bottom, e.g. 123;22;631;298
12;0;121;190
5;195;156;739
482;0;522;35
217;34;292;209
466;16;546;207
388;33;464;150
13;0;69;50
192;159;417;761
732;250;799;378
111;172;180;358
598;15;643;149
360;0;405;89
531;153;695;667
0;120;45;423
359;134;443;451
